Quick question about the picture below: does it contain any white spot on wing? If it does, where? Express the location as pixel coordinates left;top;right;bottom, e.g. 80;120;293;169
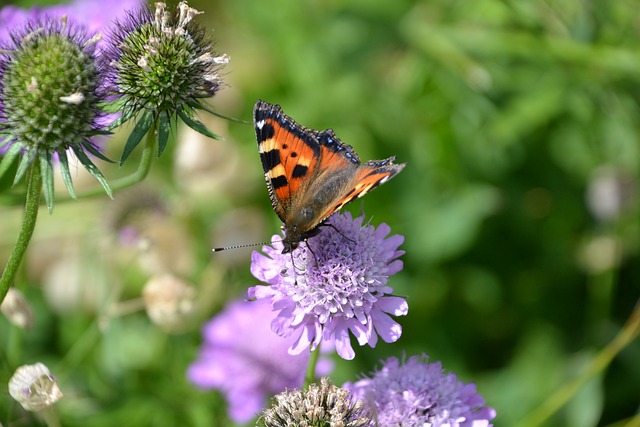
256;120;265;129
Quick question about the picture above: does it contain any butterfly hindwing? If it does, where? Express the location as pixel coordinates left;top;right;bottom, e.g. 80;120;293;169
253;100;406;253
314;156;405;223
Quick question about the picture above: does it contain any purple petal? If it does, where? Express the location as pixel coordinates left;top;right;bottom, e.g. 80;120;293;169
370;309;403;343
377;295;409;316
332;323;355;360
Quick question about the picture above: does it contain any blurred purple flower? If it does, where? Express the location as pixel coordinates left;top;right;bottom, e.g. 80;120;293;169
188;298;333;424
0;0;144;43
248;212;407;360
345;355;496;427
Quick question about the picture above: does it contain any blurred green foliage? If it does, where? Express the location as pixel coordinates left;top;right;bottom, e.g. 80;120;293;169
1;0;639;426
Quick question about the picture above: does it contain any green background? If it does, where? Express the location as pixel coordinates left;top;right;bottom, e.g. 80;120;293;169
1;0;639;426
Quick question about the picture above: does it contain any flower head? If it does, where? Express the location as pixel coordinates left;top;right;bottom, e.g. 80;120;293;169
249;212;407;360
0;0;146;43
258;377;374;427
0;16;112;210
345;355;496;427
187;298;333;423
104;1;229;162
8;362;63;411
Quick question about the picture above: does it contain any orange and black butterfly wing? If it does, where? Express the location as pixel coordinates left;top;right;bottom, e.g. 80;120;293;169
254;100;322;223
254;100;406;252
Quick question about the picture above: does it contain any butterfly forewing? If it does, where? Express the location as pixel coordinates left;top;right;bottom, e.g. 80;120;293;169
254;101;322;222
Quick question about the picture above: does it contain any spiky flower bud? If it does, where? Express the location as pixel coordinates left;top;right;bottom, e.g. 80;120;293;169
258;377;373;427
0;17;112;211
104;1;229;162
8;363;63;411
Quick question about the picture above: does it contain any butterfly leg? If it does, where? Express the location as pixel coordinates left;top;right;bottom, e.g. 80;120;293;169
305;239;320;269
289;251;306;286
323;223;356;244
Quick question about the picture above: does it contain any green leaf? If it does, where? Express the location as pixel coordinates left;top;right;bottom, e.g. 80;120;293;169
82;141;115;163
57;149;76;199
74;147;113;199
120;111;154;164
0;143;21;180
39;152;55;213
157;113;172;157
178;110;223;140
13;147;37;185
91;129;114;136
101;98;126;114
187;100;251;125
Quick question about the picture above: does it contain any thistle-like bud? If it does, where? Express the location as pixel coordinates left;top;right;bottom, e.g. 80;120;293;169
8;363;63;411
104;1;229;162
258;377;373;427
0;17;113;211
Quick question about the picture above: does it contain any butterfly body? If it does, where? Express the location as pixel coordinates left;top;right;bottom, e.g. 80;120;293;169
254;100;405;254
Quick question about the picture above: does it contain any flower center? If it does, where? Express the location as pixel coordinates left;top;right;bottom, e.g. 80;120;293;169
2;31;99;150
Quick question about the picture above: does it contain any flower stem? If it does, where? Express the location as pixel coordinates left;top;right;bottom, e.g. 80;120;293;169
40;407;61;427
0;162;42;304
105;121;157;193
304;347;321;388
517;300;640;427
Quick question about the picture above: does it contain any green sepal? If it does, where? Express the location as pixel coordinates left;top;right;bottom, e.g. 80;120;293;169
101;98;126;114
188;100;251;125
40;152;55;213
13;147;37;185
120;111;154;164
57;149;76;199
178;110;223;140
74;147;113;199
0;133;12;148
101;99;132;130
157;113;173;157
0;143;21;181
91;129;114;136
82;141;115;163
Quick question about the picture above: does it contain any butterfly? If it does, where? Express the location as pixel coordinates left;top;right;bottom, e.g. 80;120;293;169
254;100;406;254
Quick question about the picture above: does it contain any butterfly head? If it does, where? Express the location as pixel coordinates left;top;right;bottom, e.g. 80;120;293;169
280;223;323;254
281;240;299;254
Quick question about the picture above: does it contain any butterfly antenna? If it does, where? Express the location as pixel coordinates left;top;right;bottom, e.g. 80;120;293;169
212;242;271;252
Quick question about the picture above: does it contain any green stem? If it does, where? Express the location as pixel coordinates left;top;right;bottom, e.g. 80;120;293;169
40;407;61;427
517;300;640;427
0;162;42;304
104;122;157;193
304;347;321;388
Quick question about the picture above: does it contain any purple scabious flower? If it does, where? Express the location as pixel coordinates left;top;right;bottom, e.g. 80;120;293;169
248;212;407;360
0;16;112;210
103;1;229;163
0;0;145;43
188;298;334;424
345;355;497;427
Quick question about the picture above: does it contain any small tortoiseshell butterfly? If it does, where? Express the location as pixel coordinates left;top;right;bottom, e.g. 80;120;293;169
254;100;406;254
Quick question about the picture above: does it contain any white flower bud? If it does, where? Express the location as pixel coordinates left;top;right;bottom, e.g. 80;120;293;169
0;288;34;329
8;363;63;411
